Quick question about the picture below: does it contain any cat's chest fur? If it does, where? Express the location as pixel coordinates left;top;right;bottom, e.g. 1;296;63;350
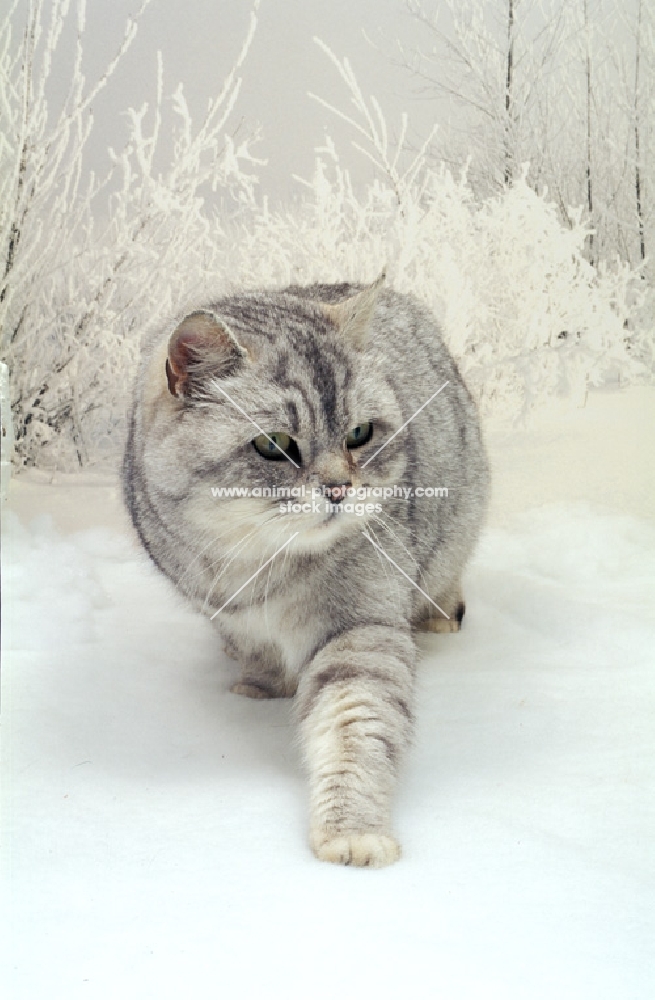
220;596;319;682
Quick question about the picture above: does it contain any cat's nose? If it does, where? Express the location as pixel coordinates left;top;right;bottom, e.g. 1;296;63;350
324;481;352;504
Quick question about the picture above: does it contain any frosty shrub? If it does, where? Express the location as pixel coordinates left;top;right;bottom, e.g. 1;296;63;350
227;44;648;420
1;0;261;469
230;153;647;421
1;19;650;470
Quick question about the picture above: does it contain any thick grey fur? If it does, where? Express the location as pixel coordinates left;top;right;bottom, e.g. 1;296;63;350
123;280;489;867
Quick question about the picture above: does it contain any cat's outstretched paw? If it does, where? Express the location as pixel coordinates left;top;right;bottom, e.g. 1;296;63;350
310;828;401;868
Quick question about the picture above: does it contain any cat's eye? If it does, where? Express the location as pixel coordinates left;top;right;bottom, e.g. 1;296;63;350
252;432;299;462
345;422;373;449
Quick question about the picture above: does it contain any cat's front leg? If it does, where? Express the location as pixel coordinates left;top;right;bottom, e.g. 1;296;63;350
296;624;415;868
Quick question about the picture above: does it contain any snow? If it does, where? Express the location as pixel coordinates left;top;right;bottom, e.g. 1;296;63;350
2;388;655;1000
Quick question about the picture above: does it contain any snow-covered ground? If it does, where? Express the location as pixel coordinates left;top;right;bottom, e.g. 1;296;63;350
2;387;654;999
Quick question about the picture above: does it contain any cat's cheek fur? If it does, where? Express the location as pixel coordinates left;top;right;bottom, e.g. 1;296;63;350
184;495;271;551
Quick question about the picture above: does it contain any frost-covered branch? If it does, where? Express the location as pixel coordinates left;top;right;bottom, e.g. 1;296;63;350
228;53;649;423
0;0;650;470
1;0;262;468
309;38;437;208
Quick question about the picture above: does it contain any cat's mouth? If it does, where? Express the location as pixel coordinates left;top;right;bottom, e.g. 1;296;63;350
288;505;367;552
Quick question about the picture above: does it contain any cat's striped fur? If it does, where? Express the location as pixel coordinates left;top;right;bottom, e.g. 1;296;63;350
123;276;489;866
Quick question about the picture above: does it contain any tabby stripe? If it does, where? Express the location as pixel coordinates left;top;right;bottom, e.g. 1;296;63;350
298;662;413;721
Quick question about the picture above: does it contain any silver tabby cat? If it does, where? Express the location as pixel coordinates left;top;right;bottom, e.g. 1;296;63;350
123;273;489;867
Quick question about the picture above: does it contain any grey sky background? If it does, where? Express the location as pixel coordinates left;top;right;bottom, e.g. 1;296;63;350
50;0;434;203
13;0;642;214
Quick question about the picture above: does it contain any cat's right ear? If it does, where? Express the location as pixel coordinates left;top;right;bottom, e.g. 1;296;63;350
320;269;386;350
166;311;248;398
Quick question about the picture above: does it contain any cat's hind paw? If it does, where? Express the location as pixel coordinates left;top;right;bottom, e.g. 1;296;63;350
416;599;466;633
310;828;401;868
230;681;275;699
417;617;461;633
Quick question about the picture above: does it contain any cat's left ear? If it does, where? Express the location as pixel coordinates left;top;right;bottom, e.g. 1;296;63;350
321;269;386;350
166;311;248;398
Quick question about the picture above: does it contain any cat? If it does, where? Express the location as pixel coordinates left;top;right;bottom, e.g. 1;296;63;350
123;273;489;867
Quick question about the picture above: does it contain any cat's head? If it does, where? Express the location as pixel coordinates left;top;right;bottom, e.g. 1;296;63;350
149;274;407;557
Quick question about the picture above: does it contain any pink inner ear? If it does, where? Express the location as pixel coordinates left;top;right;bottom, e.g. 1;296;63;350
169;328;207;373
166;312;245;397
167;321;214;396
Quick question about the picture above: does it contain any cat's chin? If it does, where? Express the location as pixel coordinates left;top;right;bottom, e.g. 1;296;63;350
291;511;365;552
